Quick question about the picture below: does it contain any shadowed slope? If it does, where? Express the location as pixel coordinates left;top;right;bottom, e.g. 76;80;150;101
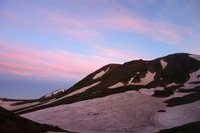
0;106;74;133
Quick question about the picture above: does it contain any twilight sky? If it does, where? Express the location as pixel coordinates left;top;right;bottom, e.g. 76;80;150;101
0;0;200;99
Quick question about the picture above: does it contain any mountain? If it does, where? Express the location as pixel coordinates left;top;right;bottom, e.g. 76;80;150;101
40;88;66;100
1;53;200;133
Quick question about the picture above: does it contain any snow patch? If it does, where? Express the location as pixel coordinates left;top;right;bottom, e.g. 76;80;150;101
67;81;101;97
189;54;200;61
139;87;164;96
108;82;124;89
134;71;156;85
127;71;156;85
166;82;179;87
93;67;109;80
139;88;154;96
160;59;168;69
127;77;134;85
45;89;65;98
182;68;200;89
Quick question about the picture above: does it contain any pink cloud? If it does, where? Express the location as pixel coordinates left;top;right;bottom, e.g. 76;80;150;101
3;1;193;46
0;43;114;81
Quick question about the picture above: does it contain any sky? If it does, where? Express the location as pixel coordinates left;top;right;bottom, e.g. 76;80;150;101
0;0;200;99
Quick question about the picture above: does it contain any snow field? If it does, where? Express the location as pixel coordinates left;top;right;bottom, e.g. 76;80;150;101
21;91;165;133
22;88;200;133
21;89;200;133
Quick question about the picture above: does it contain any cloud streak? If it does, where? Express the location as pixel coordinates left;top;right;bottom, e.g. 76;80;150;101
1;0;193;46
0;42;130;81
93;15;193;45
0;44;94;80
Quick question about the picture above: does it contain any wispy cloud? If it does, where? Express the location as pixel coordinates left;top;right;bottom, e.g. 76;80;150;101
93;15;193;45
0;42;114;81
2;0;193;46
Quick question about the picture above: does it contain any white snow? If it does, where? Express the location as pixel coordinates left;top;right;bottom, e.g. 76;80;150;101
139;87;164;96
134;71;156;85
108;71;156;89
67;81;101;97
45;89;65;98
22;91;164;133
163;92;195;100
0;100;19;110
189;54;200;61
127;71;156;86
154;102;200;128
166;82;179;87
160;59;168;69
22;90;200;133
139;88;155;96
108;82;124;89
93;67;109;80
182;68;200;89
127;77;134;85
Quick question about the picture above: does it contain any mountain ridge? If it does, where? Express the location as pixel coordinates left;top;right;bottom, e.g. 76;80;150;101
2;53;200;114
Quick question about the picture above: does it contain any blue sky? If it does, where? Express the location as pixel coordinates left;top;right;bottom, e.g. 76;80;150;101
0;0;199;99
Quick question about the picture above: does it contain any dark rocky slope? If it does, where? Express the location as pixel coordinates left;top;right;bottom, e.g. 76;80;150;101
0;106;73;133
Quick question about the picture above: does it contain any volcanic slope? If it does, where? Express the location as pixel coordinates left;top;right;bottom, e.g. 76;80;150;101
2;53;200;132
